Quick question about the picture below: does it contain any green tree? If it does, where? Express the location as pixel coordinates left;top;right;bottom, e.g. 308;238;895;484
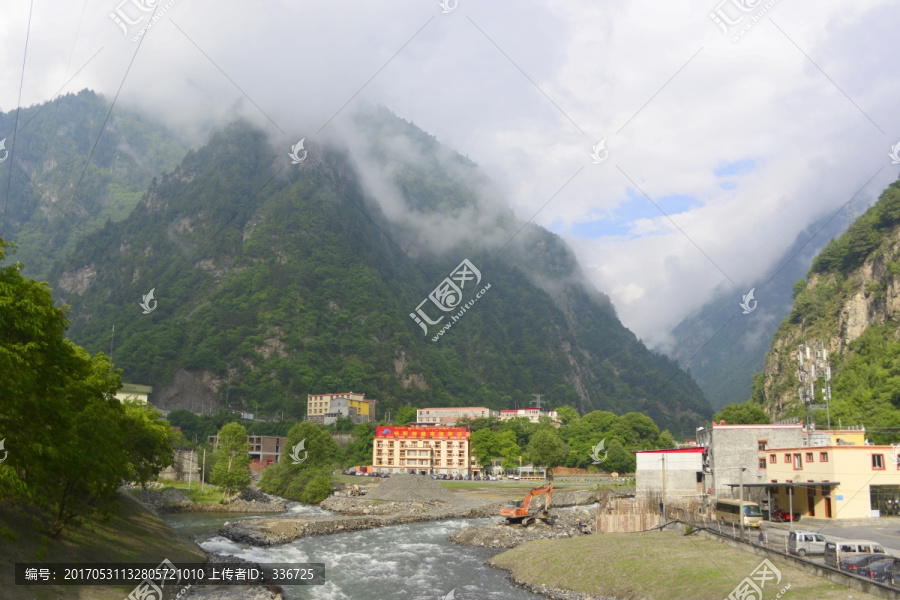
121;402;176;486
602;439;634;474
394;406;418;425
210;422;251;497
525;429;569;477
0;238;174;535
556;405;580;425
259;422;339;502
713;401;771;425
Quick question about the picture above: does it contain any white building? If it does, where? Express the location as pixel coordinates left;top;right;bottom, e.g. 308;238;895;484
416;407;498;426
635;448;705;500
499;408;559;424
115;383;152;405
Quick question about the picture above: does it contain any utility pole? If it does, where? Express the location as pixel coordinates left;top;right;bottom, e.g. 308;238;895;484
661;454;667;518
201;448;206;492
188;449;194;491
739;467;745;542
109;325;115;361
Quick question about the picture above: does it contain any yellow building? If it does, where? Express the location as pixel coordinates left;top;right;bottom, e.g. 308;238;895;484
372;426;473;476
764;443;900;519
306;392;375;425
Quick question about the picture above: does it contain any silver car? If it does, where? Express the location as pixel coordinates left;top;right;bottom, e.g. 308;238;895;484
787;531;826;557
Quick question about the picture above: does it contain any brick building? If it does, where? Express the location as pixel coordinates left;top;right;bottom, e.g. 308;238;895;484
208;434;288;467
696;422;804;498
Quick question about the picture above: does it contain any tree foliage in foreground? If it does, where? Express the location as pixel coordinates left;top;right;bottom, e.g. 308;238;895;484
0;239;174;535
209;422;251;497
259;422;339;503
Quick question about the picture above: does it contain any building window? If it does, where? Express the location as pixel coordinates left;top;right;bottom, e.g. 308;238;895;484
793;454;802;470
820;452;828;462
758;440;768;451
759;457;766;469
784;453;791;463
806;452;814;462
872;454;885;470
769;454;777;464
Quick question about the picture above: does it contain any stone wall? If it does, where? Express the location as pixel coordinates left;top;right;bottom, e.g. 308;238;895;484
158;449;200;482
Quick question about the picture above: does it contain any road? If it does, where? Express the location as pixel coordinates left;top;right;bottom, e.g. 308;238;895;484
760;520;900;556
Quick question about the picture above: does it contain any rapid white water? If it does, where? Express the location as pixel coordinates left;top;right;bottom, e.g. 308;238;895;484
191;514;541;599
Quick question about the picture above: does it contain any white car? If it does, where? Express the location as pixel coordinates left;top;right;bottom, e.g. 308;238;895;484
489;475;497;481
512;475;520;480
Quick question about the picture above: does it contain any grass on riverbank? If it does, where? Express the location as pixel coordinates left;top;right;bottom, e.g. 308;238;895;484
489;530;882;600
0;491;206;600
158;480;225;504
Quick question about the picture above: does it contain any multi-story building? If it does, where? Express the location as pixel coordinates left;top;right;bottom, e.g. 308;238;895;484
307;392;375;425
208;435;288;467
764;443;900;520
372;426;471;476
416;407;498;426
635;448;705;500
499;408;559;424
803;426;867;447
696;422;804;498
116;383;152;405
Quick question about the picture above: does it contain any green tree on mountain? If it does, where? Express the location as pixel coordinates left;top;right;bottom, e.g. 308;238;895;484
713;401;771;425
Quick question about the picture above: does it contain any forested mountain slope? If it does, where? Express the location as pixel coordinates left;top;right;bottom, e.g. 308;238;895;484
0;90;187;281
35;103;709;434
751;177;900;442
668;211;856;409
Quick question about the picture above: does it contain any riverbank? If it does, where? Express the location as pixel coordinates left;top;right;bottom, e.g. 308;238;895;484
0;490;207;600
219;475;600;546
132;485;286;514
488;530;883;600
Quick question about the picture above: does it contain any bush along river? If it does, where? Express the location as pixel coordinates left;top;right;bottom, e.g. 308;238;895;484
163;502;542;600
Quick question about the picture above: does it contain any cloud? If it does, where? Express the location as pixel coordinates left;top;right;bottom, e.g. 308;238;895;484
1;0;899;347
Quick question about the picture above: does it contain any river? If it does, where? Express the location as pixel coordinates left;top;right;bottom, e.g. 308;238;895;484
163;502;543;599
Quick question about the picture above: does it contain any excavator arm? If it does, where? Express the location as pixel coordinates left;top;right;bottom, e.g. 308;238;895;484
500;483;553;525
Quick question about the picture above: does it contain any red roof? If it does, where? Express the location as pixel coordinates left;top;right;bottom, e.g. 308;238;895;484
633;448;705;454
375;426;469;439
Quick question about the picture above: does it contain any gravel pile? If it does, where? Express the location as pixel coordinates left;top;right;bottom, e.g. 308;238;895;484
450;509;596;549
364;474;457;503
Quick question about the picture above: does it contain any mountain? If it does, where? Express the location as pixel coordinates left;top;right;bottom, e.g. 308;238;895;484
13;98;710;434
0;89;187;281
750;176;900;443
666;211;859;409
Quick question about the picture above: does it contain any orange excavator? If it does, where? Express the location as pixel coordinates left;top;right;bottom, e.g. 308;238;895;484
500;482;553;526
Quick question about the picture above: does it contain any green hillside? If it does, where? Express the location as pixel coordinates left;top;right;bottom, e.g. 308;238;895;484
7;100;711;434
750;177;900;443
0;89;186;281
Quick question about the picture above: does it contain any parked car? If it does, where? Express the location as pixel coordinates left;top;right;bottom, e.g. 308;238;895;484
824;541;887;569
787;531;827;557
770;509;800;522
857;557;899;583
512;475;520;481
840;554;890;574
